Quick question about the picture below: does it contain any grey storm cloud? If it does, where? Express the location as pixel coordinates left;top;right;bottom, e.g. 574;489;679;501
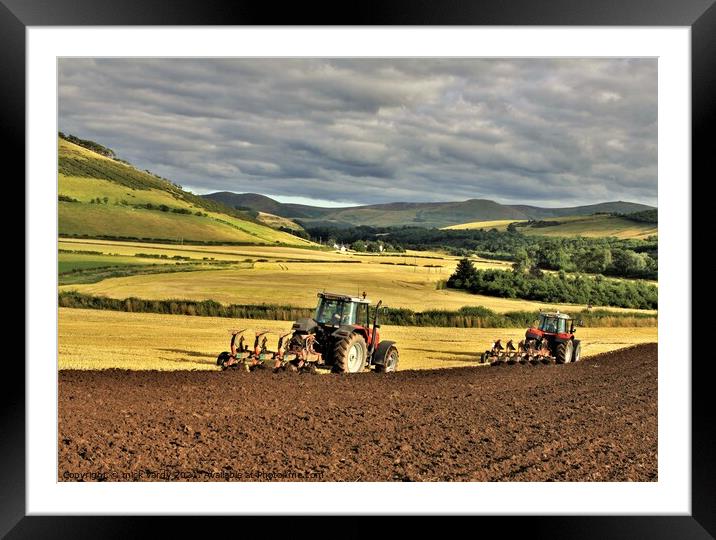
58;58;657;207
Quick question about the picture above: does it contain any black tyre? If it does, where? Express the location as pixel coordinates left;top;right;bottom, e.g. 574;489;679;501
332;333;368;373
216;351;231;367
374;346;399;373
573;341;582;362
555;340;574;364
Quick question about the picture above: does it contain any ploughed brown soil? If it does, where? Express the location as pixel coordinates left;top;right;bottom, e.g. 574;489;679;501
58;343;657;482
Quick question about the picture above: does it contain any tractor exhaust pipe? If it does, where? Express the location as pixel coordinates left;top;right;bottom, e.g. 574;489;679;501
368;300;383;357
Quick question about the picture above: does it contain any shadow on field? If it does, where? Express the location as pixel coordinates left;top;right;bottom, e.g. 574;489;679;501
412;348;478;358
158;356;216;368
159;348;214;358
433;356;483;364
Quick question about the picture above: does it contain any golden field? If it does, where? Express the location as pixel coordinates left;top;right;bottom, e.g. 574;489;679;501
58;238;486;265
58;308;657;372
60;262;655;315
444;215;657;239
443;219;528;231
58;238;655;315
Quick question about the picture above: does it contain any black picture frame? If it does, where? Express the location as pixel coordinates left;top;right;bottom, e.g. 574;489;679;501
7;0;709;537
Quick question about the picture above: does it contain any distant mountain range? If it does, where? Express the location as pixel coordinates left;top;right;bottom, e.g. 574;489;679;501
203;192;655;229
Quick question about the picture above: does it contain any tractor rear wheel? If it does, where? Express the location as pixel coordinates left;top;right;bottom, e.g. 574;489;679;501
573;341;582;362
374;346;399;373
332;333;368;373
556;340;574;364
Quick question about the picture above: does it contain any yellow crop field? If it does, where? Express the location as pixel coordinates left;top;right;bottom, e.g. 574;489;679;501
443;219;528;231
58;238;352;262
60;261;654;315
58;308;657;372
256;211;304;231
444;215;657;239
57;239;655;315
522;215;657;239
57;238;477;265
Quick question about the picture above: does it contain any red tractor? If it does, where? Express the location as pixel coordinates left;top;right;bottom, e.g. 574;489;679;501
279;291;399;373
482;311;582;366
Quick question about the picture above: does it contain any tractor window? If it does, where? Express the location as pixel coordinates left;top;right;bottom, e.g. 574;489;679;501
539;316;560;333
342;302;357;325
539;317;567;333
359;303;370;327
315;299;344;325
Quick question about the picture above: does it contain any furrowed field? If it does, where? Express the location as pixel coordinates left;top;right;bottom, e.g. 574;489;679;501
58;238;655;315
58;308;658;371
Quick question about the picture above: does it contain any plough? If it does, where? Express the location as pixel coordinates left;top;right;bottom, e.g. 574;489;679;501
217;329;283;371
480;338;556;366
216;329;325;374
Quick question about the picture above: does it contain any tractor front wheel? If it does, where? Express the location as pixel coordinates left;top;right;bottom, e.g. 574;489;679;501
556;340;574;364
573;341;582;362
332;334;368;373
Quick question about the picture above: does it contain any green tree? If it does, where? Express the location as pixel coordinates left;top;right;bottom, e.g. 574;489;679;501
611;249;648;276
448;257;477;289
512;247;533;273
577;247;612;274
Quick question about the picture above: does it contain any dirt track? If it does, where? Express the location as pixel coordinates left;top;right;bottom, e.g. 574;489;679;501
58;343;657;482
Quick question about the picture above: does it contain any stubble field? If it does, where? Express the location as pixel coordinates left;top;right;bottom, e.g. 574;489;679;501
58;239;655;315
58;308;657;371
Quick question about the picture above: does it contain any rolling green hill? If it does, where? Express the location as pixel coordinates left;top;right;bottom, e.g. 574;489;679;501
203;191;655;229
58;137;313;246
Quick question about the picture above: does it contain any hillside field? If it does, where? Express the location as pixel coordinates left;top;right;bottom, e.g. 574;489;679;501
58;308;658;371
447;214;657;239
443;219;529;231
58;137;311;246
523;215;657;239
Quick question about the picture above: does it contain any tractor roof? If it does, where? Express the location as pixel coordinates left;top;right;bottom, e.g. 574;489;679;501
540;311;571;319
318;291;371;304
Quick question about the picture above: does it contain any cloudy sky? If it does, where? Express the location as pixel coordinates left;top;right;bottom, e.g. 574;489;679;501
58;58;657;207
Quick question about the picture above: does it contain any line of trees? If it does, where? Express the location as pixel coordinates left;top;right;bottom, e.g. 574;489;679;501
348;239;404;253
59;132;117;158
58;291;656;328
447;258;657;310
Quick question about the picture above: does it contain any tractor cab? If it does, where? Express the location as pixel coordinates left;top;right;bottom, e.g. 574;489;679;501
527;311;577;340
536;312;573;335
314;292;371;328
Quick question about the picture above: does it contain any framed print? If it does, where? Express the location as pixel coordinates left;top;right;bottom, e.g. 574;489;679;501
7;0;711;536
